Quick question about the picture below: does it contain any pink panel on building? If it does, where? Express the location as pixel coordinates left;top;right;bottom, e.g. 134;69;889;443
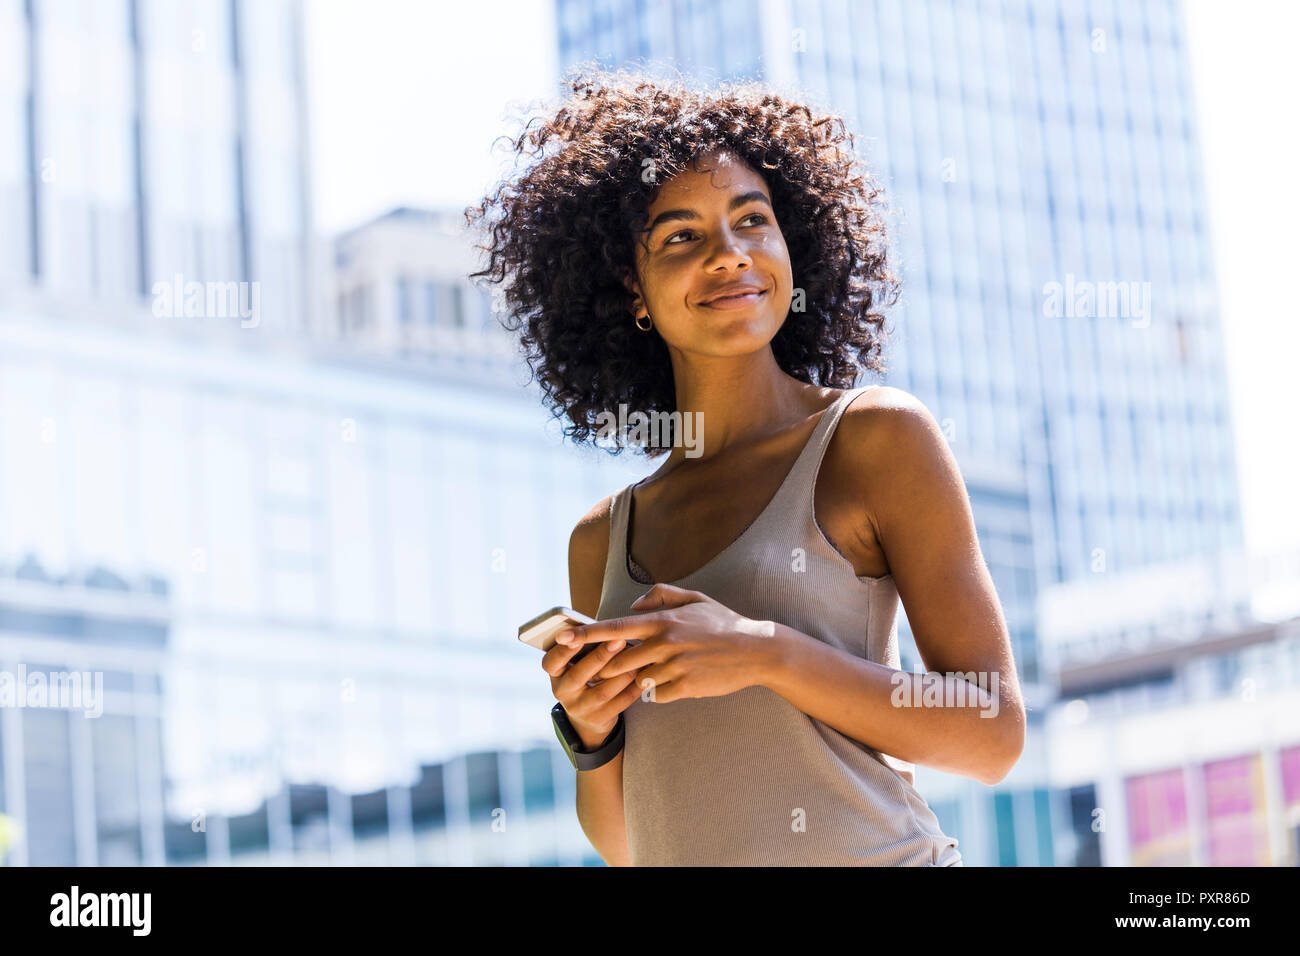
1121;747;1300;866
1280;744;1300;807
1203;754;1269;866
1126;767;1189;864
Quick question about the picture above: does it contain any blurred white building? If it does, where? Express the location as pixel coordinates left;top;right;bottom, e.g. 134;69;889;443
331;206;517;370
0;295;645;866
0;0;644;866
1038;549;1300;866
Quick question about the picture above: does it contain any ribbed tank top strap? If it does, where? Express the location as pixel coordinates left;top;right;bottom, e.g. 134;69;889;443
761;383;877;538
602;480;634;595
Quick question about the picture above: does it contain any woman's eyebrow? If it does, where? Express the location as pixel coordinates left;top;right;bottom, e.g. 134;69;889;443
645;190;772;234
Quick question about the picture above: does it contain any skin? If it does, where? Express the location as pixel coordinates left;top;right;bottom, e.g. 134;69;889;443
549;147;1026;787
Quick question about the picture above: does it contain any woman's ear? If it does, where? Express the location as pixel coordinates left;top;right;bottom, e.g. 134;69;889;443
621;271;643;311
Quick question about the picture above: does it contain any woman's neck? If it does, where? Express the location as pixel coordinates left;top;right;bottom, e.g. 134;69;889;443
649;350;837;472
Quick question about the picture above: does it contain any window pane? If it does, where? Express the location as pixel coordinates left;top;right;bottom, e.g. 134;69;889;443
93;714;142;865
23;708;76;865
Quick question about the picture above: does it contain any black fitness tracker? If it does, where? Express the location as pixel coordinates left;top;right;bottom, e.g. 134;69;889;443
551;703;625;771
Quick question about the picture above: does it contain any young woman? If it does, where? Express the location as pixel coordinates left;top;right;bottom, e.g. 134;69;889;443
468;69;1024;866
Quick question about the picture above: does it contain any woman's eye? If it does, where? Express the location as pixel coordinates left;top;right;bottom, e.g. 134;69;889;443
664;215;767;247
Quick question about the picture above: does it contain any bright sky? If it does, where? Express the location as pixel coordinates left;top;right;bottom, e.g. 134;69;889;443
305;0;557;233
305;0;1299;565
1183;0;1300;561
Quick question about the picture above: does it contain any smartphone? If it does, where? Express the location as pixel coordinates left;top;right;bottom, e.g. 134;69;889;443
518;605;597;653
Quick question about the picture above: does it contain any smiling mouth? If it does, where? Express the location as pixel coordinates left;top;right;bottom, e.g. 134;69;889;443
701;289;768;307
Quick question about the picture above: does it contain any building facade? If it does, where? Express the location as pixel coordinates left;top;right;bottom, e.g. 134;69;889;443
554;0;1264;866
330;206;517;369
0;0;317;334
0;0;646;866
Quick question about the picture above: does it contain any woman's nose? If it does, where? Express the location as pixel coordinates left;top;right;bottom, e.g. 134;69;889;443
703;229;752;267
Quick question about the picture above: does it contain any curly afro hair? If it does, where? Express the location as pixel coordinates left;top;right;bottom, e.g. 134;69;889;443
465;65;899;457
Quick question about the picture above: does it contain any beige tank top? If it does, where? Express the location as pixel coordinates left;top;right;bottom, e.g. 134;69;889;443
596;384;962;866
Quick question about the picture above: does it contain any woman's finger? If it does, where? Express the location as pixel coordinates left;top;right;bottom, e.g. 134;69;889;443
631;661;679;699
555;609;670;649
556;635;630;700
628;582;707;610
541;635;593;677
591;640;665;679
583;671;645;725
566;669;638;724
589;668;639;705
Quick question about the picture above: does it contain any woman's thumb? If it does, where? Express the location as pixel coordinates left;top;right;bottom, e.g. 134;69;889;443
630;582;697;609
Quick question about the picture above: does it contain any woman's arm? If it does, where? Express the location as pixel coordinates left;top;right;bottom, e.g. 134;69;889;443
758;390;1026;785
565;498;632;866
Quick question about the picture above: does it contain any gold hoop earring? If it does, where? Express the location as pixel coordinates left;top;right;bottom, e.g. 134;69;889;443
635;313;653;331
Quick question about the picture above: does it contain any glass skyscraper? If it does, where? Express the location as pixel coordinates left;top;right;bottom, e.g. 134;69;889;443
0;0;315;332
555;0;1249;865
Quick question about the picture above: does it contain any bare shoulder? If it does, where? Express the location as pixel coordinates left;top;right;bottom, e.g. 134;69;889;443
836;384;950;460
833;383;967;533
567;493;616;618
842;383;935;418
824;385;959;539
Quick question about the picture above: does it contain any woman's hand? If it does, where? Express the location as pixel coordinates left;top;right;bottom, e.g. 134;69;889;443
542;629;643;750
556;583;776;704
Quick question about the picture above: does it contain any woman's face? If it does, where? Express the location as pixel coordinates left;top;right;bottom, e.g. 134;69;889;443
626;148;793;358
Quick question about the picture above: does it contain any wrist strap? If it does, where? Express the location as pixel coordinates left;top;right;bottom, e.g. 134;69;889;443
553;704;625;771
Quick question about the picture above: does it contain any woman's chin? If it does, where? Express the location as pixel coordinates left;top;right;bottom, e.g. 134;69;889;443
688;323;780;355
